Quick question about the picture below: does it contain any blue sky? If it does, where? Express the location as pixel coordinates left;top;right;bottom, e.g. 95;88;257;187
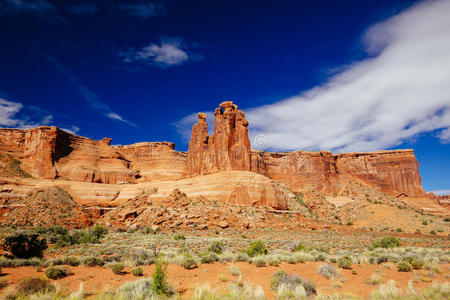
0;0;449;194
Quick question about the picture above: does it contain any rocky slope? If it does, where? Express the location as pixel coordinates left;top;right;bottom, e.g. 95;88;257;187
0;100;445;224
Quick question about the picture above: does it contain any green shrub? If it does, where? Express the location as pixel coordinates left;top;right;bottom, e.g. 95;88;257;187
179;253;198;269
91;224;108;238
337;256;352;269
422;220;428;225
174;233;185;241
397;261;412;272
346;221;353;226
294;242;305;252
371;236;401;249
2;234;47;258
405;257;424;270
109;262;124;275
82;257;104;266
444;217;450;222
247;240;267;257
199;252;219;264
131;266;143;276
45;266;68;279
152;259;169;295
208;241;224;254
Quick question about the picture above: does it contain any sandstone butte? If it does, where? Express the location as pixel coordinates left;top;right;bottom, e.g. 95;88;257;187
0;101;447;213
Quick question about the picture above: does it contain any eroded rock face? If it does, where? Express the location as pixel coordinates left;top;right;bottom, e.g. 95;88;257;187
251;149;426;197
183;101;251;176
0;127;185;184
0;101;429;201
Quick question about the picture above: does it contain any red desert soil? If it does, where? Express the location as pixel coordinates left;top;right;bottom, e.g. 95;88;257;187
1;262;448;299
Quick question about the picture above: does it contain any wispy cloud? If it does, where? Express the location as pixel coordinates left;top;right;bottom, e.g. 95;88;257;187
66;3;99;15
121;38;199;69
44;55;137;127
118;1;162;18
0;97;53;128
430;190;450;196
241;0;450;153
0;0;55;15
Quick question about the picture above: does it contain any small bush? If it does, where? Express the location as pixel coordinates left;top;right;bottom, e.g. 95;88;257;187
199;252;218;264
247;240;267;257
367;273;384;285
270;270;316;296
208;241;224;254
109;262;124;275
174;233;185;241
153;259;169;295
294;242;306;252
82;257;104;266
346;221;353;226
405;257;424;270
422;220;428;225
131;267;143;276
397;261;412;272
317;263;337;279
45;266;68;279
5;277;54;298
337;256;352;269
179;253;198;269
372;236;401;249
2;234;47;258
252;256;266;267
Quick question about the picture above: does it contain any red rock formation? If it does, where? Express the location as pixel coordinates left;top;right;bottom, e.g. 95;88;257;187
183;101;251;177
0;127;185;184
336;150;427;197
0;101;429;201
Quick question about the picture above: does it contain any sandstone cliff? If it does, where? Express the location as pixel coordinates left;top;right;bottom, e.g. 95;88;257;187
183;101;251;177
0;101;429;203
0;127;185;184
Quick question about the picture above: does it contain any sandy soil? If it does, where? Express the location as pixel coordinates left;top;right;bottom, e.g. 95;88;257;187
1;262;448;299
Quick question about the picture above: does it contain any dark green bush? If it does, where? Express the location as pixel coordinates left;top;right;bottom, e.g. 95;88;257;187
109;262;124;275
174;233;185;241
247;240;267;257
371;236;401;249
397;261;412;272
337;256;352;269
405;257;424;270
131;267;143;276
152;259;169;295
45;266;68;279
294;242;305;252
2;234;47;258
208;241;224;254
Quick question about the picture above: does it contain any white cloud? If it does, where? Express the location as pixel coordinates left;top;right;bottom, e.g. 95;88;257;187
0;98;53;128
430;190;450;196
121;39;191;68
44;55;136;127
243;0;450;153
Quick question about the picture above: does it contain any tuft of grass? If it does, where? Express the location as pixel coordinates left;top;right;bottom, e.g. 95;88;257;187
247;240;267;257
45;266;68;279
397;261;412;272
131;266;143;277
317;263;337;279
108;262;125;275
337;256;352;269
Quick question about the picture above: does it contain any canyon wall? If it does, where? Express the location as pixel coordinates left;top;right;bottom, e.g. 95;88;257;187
0;100;427;199
0;127;185;184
